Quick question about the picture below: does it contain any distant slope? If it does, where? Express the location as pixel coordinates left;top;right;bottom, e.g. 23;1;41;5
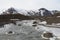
0;13;35;23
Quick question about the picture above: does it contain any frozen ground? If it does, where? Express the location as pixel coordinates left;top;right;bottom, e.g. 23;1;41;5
0;20;60;40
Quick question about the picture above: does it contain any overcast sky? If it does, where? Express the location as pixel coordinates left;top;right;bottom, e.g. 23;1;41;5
0;0;60;10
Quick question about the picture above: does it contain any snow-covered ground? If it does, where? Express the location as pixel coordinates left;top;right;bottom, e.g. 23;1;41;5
0;20;60;40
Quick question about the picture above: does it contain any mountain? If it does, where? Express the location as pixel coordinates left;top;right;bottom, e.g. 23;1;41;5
1;7;18;15
38;8;53;16
27;10;39;16
1;7;53;17
27;8;53;16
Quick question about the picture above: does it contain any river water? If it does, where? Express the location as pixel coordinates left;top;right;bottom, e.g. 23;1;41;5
0;20;60;40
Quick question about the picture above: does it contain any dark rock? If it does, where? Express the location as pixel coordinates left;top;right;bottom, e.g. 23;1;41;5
33;21;38;24
8;31;13;34
43;32;53;38
32;24;37;27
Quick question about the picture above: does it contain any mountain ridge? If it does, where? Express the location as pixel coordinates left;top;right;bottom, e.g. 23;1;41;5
1;7;54;17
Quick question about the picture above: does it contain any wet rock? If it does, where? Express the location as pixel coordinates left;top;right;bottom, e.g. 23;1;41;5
32;24;37;27
43;32;53;38
8;31;13;34
18;24;22;26
33;21;38;24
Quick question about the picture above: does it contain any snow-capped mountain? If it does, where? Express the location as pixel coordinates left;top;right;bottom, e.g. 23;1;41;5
1;7;54;16
27;8;53;16
17;9;30;16
27;10;39;16
38;8;53;16
1;7;18;15
1;7;30;16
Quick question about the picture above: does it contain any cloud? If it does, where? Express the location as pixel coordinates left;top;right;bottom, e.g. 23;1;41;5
0;0;60;10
